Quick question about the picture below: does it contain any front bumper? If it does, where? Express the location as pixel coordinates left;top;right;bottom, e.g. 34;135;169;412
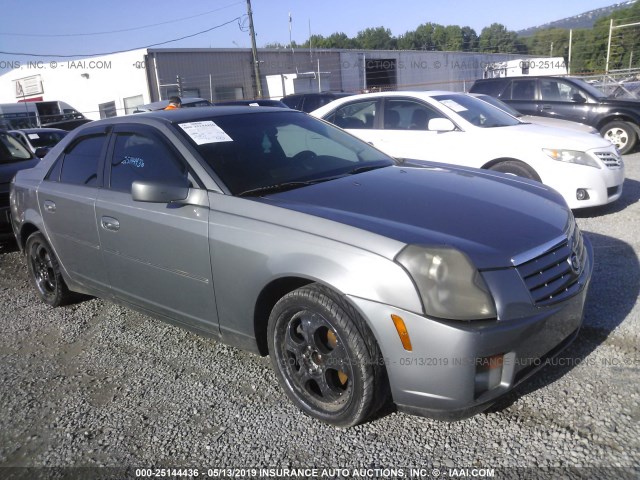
537;151;624;209
349;238;593;419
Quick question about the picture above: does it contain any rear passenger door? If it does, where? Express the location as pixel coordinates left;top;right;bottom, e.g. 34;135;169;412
499;78;540;116
38;126;110;294
94;124;218;334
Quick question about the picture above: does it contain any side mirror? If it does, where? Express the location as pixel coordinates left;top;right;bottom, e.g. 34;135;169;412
131;179;189;203
572;93;587;103
428;118;456;132
34;147;49;159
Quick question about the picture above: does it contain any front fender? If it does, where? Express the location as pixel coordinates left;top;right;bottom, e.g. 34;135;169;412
208;195;421;350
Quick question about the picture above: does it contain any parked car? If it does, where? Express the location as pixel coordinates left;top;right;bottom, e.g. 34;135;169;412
213;99;289;108
9;128;68;156
132;97;212;113
281;92;354;112
469;75;640;154
11;107;593;426
311;91;624;209
471;93;599;135
1;130;38;244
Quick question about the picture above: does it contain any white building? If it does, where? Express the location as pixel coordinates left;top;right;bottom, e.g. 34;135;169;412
0;49;150;120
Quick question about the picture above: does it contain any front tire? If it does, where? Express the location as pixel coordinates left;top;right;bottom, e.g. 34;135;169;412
26;232;74;307
268;284;387;427
600;121;637;154
489;160;541;182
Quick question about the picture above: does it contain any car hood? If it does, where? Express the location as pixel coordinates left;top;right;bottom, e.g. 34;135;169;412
491;123;612;151
0;158;39;185
520;115;597;135
255;164;572;269
598;97;640;107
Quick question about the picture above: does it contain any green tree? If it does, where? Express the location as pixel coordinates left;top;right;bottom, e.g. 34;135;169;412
355;27;397;49
479;23;522;53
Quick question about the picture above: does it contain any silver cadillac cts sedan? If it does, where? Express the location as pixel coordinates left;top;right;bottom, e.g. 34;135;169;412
10;107;593;427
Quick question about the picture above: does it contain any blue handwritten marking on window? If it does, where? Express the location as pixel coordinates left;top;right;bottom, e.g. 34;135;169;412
122;156;144;168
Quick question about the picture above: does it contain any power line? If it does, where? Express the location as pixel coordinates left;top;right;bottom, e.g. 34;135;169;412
0;2;243;37
0;17;245;58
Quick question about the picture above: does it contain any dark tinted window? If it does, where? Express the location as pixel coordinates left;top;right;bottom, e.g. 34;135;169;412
280;95;303;110
330;100;378;129
469;80;505;96
59;135;105;186
384;99;444;130
508;79;536;101
109;131;187;193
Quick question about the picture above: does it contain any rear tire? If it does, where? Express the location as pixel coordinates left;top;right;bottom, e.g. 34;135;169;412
489;160;541;182
26;232;75;307
600;121;637;154
268;284;388;427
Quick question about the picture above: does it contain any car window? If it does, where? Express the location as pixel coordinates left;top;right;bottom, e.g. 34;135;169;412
508;79;536;101
28;131;67;148
470;80;505;96
109;131;188;193
329;100;378;129
384;99;444;130
540;79;583;102
0;132;32;163
57;135;105;186
434;94;521;128
180;111;394;195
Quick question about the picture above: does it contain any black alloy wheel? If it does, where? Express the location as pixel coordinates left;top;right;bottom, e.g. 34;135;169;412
26;232;74;307
268;284;388;427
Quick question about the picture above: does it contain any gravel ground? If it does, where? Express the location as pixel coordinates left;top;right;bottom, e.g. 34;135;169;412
0;155;639;479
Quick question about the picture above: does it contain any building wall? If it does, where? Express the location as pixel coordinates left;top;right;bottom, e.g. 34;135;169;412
0;47;538;119
0;49;150;120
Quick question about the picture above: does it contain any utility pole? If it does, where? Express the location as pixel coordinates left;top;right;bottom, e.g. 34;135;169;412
246;0;262;98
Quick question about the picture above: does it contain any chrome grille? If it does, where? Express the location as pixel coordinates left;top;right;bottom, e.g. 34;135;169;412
515;224;586;306
594;151;623;168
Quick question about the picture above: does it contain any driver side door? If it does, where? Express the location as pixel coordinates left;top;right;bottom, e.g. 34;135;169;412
95;124;219;335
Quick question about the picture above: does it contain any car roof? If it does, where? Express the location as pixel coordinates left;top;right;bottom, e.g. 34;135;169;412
71;106;304;131
9;128;68;133
133;97;212;112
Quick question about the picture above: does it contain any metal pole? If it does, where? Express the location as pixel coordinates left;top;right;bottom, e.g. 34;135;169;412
605;19;613;75
209;74;213;102
568;29;572;75
246;0;262;98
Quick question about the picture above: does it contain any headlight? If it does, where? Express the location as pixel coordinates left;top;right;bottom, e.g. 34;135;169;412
543;149;601;169
396;245;497;321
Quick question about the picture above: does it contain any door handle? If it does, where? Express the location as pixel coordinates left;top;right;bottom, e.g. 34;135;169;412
101;216;120;232
541;105;553;110
43;200;56;213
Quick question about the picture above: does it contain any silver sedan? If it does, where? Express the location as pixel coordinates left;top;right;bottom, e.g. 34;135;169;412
10;107;593;426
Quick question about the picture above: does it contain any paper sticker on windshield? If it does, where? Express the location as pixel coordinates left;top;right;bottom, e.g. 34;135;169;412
440;99;467;113
179;121;232;145
28;133;40;139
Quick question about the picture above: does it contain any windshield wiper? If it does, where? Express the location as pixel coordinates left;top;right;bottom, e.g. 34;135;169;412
345;164;389;175
237;179;330;197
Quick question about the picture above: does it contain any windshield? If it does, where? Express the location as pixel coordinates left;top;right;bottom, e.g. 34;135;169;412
178;111;395;195
473;94;522;118
0;132;33;163
568;78;607;100
27;131;67;148
434;94;521;128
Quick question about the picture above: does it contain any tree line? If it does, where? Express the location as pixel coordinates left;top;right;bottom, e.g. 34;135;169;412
266;2;640;74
